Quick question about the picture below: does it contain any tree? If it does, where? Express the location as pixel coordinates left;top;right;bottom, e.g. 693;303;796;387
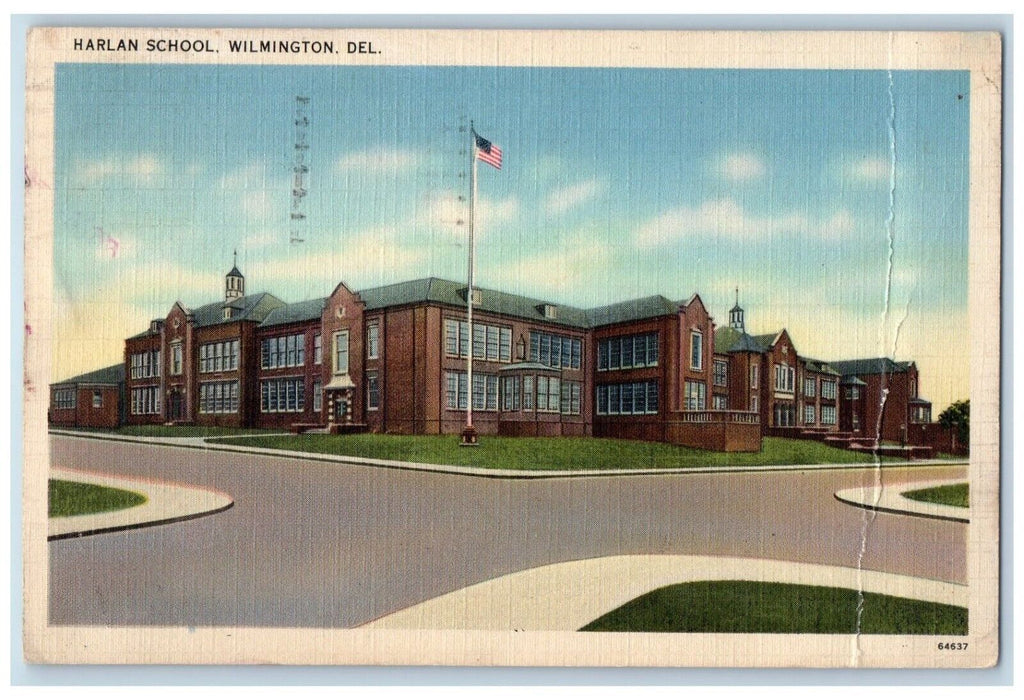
938;399;969;447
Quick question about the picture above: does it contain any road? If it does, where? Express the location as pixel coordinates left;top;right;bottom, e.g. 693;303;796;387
48;435;968;628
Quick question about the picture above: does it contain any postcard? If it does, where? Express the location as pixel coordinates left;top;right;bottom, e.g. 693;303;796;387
23;27;1002;667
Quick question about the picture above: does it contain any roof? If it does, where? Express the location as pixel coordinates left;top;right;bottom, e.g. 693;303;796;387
260;298;326;328
498;361;559;373
585;295;680;328
714;327;767;354
359;277;591;328
191;292;285;327
830;358;914;377
802;357;840;376
751;332;782;348
227;265;243;277
52;363;125;387
840;375;868;386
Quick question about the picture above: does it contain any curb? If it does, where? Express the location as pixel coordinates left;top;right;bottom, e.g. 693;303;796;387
834;480;970;524
50;429;969;480
48;467;236;540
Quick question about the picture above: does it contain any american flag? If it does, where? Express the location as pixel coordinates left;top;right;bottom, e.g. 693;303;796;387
474;132;502;170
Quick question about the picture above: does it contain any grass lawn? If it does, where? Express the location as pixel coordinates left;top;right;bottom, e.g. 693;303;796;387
48;479;147;517
580;580;968;634
209;434;879;471
58;425;275;438
903;482;969;508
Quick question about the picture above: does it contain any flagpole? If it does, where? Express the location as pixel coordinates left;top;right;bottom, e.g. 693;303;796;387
461;122;479;446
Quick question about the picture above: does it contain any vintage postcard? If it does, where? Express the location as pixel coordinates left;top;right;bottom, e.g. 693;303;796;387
23;27;1001;667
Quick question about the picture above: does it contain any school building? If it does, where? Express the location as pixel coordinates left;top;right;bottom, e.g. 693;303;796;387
49;262;941;453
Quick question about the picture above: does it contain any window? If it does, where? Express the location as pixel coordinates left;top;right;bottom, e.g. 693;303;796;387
53;388;76;409
314;334;322;365
821;405;837;425
260;378;305;413
804;377;816;397
774;364;795;393
690;332;703;370
171;344;183;375
261;334;305;369
774;403;796;427
333;330;349;375
130;350;161;379
684;381;706;411
445;372;497;411
560;381;582;415
595;381;659;415
502;376;521;411
597;333;658;371
750;396;759;412
367;372;380;410
821;380;837;400
367;323;380;360
750;363;759;389
445;319;513;362
847;387;860;400
530;331;583;369
910;378;917;398
804;405;816;424
911;405;931;423
92;390;102;408
130;386;161;415
313;379;322;412
199;341;238;373
712;394;729;410
536;376;561;412
522;375;534;411
713;360;728;387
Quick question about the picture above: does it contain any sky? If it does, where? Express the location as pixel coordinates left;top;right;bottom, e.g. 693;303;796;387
53;64;970;412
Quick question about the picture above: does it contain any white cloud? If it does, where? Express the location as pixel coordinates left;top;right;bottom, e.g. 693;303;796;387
544;179;604;215
847;156;892;181
246;228;424;289
74;154;164;186
419;191;519;237
716;153;766;181
335;147;418;174
486;231;615;301
634;198;856;247
217;162;268;190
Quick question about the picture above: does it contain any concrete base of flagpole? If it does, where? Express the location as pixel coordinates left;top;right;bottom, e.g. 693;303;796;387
459;426;480;446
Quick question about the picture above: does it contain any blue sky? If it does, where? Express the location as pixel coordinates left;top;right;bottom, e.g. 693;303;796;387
53;64;970;410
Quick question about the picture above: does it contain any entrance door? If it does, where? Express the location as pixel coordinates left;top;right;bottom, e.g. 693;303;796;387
168;390;183;421
333;395;349;423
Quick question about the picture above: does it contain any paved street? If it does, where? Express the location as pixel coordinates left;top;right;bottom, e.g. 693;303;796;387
48;435;968;628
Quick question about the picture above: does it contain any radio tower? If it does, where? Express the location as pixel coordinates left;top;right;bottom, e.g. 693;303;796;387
290;96;310;244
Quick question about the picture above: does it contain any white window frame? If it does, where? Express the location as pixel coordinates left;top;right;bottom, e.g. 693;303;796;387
690;332;704;371
333;330;350;375
367;323;380;360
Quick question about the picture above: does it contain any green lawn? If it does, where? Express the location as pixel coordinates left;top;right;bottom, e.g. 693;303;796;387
209;434;879;471
58;425;275;438
580;580;968;634
48;479;147;517
903;483;969;508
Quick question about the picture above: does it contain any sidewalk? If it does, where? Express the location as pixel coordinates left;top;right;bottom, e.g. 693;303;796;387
834;479;970;523
50;429;969;480
49;467;234;540
362;554;969;631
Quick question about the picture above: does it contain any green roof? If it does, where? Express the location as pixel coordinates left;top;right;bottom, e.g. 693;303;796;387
802;357;840;376
359;277;592;328
751;332;781;348
830;358;913;377
714;327;767;354
190;292;285;327
52;363;125;387
260;298;326;328
585;295;681;328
